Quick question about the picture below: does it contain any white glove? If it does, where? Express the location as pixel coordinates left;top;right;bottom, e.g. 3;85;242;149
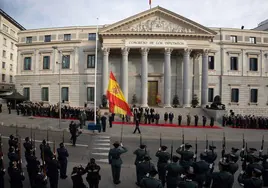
204;149;207;152
180;174;185;178
180;144;185;147
146;173;149;177
120;143;123;147
241;148;245;151
158;147;161;151
209;164;213;169
259;150;263;153
193;154;197;159
240;170;245;174
2;169;5;172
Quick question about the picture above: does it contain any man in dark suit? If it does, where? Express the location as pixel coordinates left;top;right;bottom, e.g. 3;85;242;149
133;119;141;134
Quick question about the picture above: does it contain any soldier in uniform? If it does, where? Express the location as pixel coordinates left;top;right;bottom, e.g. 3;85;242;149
155;113;160;125
209;160;234;188
186;114;191;126
238;167;263;188
169;112;174;124
40;140;53;165
0;152;5;188
57;143;69;179
108;141;128;184
8;147;19;166
71;166;87;188
155;145;170;187
192;152;209;188
109;114;113;128
204;145;217;187
140;169;163;188
47;156;60;188
210;117;215;127
226;153;239;175
137;155;156;186
26;151;40;188
202;116;207;127
176;143;194;170
133;118;141;134
8;135;18;151
194;115;199;127
24;137;34;159
164;112;168;124
177;166;198;188
101;115;107;132
8;161;25;188
166;155;184;188
85;158;101;188
134;144;148;185
178;114;182;126
33;165;48;188
261;154;268;186
144;113;148;124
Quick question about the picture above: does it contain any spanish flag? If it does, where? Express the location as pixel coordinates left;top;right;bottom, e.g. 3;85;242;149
107;72;133;116
156;94;161;104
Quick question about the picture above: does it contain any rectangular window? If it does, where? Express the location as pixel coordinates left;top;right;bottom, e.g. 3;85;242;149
3;38;6;45
249;37;256;44
9;75;13;83
249;58;258;71
208;88;214;102
230;35;237;43
24;57;31;70
3;24;8;32
62;55;70;69
2;50;6;57
230;57;238;70
10;30;15;36
10;53;13;60
26;37;32;44
11;42;14;49
208;56;215;70
43;56;50;69
250;89;258;103
87;87;94;101
231;88;239;103
64;34;71;41
1;74;5;82
87;55;95;68
41;87;49;101
88;33;96;40
61;87;69;102
23;87;30;101
2;62;5;69
10;64;13;71
44;35;51;42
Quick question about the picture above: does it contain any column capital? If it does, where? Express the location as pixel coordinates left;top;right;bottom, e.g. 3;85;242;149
193;52;201;59
121;47;130;56
184;48;192;55
140;47;150;56
102;47;110;56
202;49;209;56
164;48;173;55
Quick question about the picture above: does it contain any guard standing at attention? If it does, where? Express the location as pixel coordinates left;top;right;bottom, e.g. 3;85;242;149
108;141;128;185
57;143;69;179
176;143;194;170
186;114;191;126
194;115;199;127
137;155;156;186
202;116;207;127
178;114;182;126
47;156;60;188
140;169;163;188
155;145;171;187
85;158;101;188
166;155;184;188
101;115;107;132
134;144;148;185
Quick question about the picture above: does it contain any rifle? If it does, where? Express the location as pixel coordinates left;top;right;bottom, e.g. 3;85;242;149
33;131;36;156
18;135;22;170
46;128;49;143
194;137;197;162
221;132;226;159
120;124;123;143
242;142;248;171
206;134;208;151
260;135;264;157
30;125;33;145
140;134;142;146
53;140;56;156
0;135;4;169
242;134;245;149
160;133;162;147
171;140;173;159
62;130;65;143
42;145;46;175
182;129;185;151
16;124;18;137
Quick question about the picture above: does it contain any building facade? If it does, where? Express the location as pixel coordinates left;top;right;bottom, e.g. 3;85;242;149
0;9;25;93
15;6;268;115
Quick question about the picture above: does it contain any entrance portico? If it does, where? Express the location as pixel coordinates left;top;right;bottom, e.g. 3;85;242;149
99;6;216;107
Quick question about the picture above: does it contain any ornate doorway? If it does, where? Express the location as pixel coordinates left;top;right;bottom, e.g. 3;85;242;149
148;81;158;106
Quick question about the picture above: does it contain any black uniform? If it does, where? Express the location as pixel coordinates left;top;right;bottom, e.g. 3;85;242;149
85;159;101;188
202;116;206;127
101;116;107;132
33;172;48;188
237;167;263;188
71;166;87;188
108;141;128;184
133;119;141;134
109;115;113;128
192;153;209;188
164;112;168;123
155;146;170;187
0;158;5;188
178;115;182;126
26;154;40;188
140;169;163;188
176;144;194;170
194;115;198;126
169;113;174;124
8;166;25;188
57;143;69;179
47;158;60;188
134;145;147;184
166;156;184;188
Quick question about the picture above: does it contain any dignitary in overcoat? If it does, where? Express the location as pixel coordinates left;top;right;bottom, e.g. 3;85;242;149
57;143;69;179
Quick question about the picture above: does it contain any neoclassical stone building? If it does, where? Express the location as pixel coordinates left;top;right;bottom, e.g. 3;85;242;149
15;6;268;115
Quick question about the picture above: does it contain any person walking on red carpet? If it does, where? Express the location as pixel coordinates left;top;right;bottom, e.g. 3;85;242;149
133;119;141;134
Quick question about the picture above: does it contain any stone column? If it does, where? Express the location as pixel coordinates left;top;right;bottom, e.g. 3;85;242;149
102;47;110;95
201;49;209;106
35;50;39;74
140;47;149;107
164;48;173;107
183;48;192;107
121;47;130;102
17;50;21;75
193;53;200;97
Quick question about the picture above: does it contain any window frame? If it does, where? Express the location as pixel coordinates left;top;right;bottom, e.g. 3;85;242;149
23;87;30;101
208;56;215;70
250;89;258;103
87;55;95;68
230;35;237;43
43;56;50;70
26;37;32;44
61;87;69;102
208;88;214;102
249;37;256;44
2;50;6;58
62;55;70;69
230;56;238;71
9;75;13;83
1;74;5;82
87;87;95;101
64;34;71;41
88;33;96;41
3;38;6;46
44;35;51;42
24;57;32;70
231;88;239;103
10;53;13;60
3;24;8;32
249;57;258;71
2;62;5;69
41;87;49;101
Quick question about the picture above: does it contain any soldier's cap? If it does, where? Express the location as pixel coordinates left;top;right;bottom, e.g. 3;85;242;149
253;155;260;160
219;160;229;167
209;145;216;150
200;152;207;159
161;145;168;150
149;169;158;176
42;139;46;144
140;144;146;148
113;141;120;145
185;143;192;148
25;137;29;141
249;148;257;152
172;155;180;161
231;147;239;152
59;143;64;147
230;153;237;158
253;168;262;175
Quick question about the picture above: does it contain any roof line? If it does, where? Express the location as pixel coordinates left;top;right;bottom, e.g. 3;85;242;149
0;9;26;30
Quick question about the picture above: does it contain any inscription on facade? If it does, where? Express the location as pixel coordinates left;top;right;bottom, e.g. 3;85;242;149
125;39;186;47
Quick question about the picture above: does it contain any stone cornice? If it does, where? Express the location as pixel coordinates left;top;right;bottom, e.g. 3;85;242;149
217;41;268;48
16;40;82;47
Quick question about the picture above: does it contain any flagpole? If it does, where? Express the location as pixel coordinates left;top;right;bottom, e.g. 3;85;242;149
94;18;99;125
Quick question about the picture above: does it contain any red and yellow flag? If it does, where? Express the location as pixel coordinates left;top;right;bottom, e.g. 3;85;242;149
156;94;161;104
107;72;133;116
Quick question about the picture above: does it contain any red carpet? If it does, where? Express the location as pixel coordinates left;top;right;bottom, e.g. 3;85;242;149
113;122;222;129
230;127;268;130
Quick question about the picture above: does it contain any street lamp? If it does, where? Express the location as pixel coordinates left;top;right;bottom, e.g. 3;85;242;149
52;46;66;129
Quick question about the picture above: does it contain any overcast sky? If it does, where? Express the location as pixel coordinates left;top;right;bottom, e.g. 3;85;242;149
1;0;267;30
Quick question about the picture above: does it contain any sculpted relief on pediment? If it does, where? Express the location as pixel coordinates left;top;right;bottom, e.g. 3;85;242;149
119;16;196;33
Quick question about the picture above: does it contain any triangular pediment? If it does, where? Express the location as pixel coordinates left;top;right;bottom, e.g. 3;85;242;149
100;6;217;36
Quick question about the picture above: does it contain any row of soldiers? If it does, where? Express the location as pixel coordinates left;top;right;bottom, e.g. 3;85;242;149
108;133;268;188
223;114;268;129
1;127;102;188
